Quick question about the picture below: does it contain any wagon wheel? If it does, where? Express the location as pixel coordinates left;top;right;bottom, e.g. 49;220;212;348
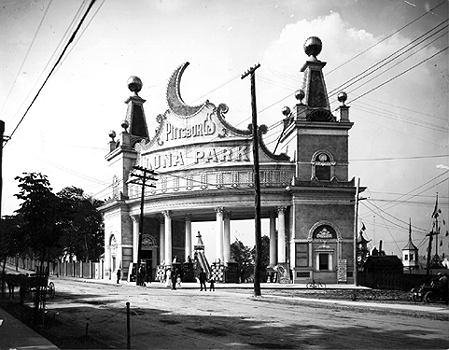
423;291;436;303
48;282;55;299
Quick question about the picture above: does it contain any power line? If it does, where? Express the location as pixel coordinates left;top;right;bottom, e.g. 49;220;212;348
348;46;448;105
4;0;89;129
0;0;54;120
350;154;448;162
328;20;448;97
326;0;447;75
5;0;98;145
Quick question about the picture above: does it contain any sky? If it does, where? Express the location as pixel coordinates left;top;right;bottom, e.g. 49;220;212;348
1;0;448;264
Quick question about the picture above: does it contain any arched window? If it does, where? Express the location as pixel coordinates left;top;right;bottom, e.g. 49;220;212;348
311;151;335;181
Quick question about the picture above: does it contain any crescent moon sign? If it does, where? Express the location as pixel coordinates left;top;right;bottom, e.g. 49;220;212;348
167;62;206;117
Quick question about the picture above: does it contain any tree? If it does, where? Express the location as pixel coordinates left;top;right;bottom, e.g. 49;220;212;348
57;186;104;261
251;235;270;282
14;172;63;269
231;238;254;283
0;214;24;297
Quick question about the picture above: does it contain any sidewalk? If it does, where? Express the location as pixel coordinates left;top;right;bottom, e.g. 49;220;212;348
0;307;59;349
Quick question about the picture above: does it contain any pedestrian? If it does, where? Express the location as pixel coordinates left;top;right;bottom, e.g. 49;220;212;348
138;266;145;286
176;275;182;288
171;271;177;290
199;268;207;291
146;270;152;284
209;277;215;291
116;268;121;284
165;268;172;288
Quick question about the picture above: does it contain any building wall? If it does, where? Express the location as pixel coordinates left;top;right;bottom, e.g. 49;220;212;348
296;133;349;181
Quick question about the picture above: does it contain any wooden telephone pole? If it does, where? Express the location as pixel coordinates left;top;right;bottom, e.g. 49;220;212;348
242;63;262;297
129;165;158;286
426;193;441;275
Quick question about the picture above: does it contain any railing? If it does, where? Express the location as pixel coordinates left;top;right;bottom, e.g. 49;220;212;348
5;257;104;280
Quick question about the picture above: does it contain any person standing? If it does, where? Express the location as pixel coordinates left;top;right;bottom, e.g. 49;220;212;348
165;268;172;288
209;277;215;291
199;268;207;291
171;270;177;290
116;268;121;284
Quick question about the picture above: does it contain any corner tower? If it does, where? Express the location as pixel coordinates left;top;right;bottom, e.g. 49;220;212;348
278;36;363;284
101;76;150;281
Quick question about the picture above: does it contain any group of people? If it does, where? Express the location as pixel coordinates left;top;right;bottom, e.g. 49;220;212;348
118;265;217;290
163;267;215;291
165;267;182;290
199;268;215;291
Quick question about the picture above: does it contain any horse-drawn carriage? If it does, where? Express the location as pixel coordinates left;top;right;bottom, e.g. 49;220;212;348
3;273;55;301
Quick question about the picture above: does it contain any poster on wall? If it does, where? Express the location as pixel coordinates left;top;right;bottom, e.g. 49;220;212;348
337;259;347;282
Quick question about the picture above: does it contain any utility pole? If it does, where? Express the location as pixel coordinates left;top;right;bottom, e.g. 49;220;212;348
242;63;262;297
426;220;440;276
0;121;4;245
0;120;4;220
353;177;360;286
426;193;441;275
129;165;158;286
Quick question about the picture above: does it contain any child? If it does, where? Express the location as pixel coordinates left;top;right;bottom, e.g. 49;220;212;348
209;277;215;291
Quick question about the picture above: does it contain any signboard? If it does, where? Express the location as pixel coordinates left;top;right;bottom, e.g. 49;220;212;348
337;259;347;283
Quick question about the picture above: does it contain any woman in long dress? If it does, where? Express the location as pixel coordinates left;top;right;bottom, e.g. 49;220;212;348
165;268;172;288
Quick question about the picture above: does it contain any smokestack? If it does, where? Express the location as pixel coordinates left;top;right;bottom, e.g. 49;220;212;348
379;240;383;254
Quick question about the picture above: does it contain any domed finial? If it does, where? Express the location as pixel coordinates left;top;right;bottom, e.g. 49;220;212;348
121;120;129;132
295;89;305;104
282;106;291;117
109;130;116;141
127;76;142;95
304;36;322;60
337;91;348;106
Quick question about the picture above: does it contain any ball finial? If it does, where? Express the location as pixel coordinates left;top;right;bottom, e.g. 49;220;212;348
337;91;348;106
295;89;305;103
282;106;291;117
121;119;129;132
304;36;322;59
127;76;142;95
109;130;116;141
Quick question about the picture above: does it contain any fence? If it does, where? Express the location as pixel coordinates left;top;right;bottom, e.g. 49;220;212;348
5;256;104;280
357;271;435;291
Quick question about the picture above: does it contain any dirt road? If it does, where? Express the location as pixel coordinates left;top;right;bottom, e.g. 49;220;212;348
3;277;449;349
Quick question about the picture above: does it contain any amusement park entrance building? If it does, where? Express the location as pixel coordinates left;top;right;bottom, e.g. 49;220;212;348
100;37;364;285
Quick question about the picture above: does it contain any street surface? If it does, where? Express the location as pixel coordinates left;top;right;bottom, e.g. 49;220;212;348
22;277;449;349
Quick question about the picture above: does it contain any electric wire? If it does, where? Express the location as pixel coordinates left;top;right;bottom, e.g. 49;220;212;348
347;46;448;105
326;0;447;75
0;0;53;120
54;0;107;73
328;19;448;96
4;0;88;131
5;0;98;145
345;32;448;98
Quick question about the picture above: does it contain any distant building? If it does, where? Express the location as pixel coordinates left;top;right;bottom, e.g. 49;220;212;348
363;256;403;275
402;218;419;271
100;36;364;284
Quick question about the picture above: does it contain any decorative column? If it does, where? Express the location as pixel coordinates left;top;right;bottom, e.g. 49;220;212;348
269;211;277;267
185;214;192;261
223;211;231;265
159;216;165;265
132;216;139;263
215;207;224;264
163;211;172;267
105;243;111;279
277;206;287;264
